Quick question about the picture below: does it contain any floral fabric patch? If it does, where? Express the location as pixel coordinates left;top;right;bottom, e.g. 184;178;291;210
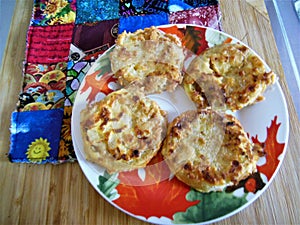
17;62;67;112
31;0;76;26
58;106;76;162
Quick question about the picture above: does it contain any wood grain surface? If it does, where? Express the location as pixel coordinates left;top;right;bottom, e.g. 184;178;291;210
0;0;299;224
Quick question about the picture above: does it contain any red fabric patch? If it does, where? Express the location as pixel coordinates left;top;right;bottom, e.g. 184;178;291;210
26;24;74;64
169;5;222;30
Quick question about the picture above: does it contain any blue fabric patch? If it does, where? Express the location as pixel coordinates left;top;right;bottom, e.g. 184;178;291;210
168;0;193;12
9;109;64;164
119;0;169;16
75;0;120;24
182;0;218;7
118;12;169;33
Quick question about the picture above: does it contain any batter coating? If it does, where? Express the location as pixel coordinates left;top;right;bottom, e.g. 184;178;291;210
80;88;167;173
161;109;263;192
184;43;275;111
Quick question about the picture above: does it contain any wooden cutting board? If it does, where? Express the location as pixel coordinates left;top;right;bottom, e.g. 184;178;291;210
0;0;299;224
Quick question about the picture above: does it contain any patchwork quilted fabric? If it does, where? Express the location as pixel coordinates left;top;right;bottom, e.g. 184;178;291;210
9;0;222;163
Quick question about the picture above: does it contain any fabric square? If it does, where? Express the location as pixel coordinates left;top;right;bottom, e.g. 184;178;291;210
75;0;119;24
69;44;86;62
9;109;64;163
31;0;76;26
17;62;67;112
72;19;119;53
169;5;222;30
181;0;218;8
168;0;193;12
142;0;169;14
26;24;74;64
118;12;169;33
119;0;169;16
23;62;67;87
65;60;91;106
58;106;76;162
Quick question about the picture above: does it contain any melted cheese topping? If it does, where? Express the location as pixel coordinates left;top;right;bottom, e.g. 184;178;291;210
184;43;275;111
110;27;185;93
81;88;167;173
162;109;262;193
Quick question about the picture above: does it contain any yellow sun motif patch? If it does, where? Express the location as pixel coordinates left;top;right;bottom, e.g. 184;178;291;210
26;138;51;163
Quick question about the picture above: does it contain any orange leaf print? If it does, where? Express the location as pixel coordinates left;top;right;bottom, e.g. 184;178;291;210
159;25;185;40
223;37;232;44
253;116;285;180
80;71;116;103
113;153;199;219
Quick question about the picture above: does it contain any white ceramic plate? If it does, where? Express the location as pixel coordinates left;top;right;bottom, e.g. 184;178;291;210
71;25;289;224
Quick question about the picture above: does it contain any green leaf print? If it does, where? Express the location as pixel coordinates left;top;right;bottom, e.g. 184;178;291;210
97;171;120;201
173;189;248;224
94;50;113;75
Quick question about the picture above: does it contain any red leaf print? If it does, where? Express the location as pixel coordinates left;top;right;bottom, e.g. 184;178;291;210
113;153;199;219
245;178;257;193
183;26;209;55
252;116;285;180
80;71;116;103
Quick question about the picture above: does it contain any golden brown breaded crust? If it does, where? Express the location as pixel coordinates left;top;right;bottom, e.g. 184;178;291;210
161;109;262;192
80;88;167;173
184;43;275;111
110;26;185;93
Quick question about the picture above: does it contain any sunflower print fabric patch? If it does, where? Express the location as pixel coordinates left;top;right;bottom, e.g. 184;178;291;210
31;0;76;26
58;106;77;162
9;109;64;163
